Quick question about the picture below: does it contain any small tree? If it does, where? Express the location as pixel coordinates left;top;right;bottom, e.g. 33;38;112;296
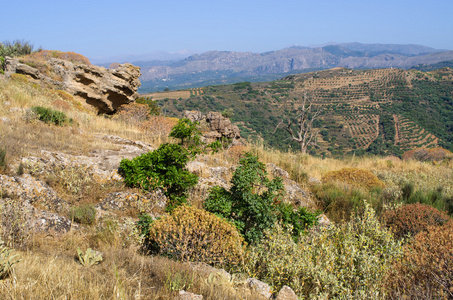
275;93;321;154
204;152;318;243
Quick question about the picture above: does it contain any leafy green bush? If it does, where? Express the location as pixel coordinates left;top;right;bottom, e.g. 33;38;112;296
244;203;402;298
69;204;97;225
120;143;198;211
30;106;72;126
120;118;221;211
0;40;34;59
149;204;244;268
169;118;202;150
384;203;450;240
135;96;161;116
205;152;318;243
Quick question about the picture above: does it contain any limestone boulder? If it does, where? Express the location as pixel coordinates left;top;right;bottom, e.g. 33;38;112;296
4;56;141;114
275;285;298;300
184;110;242;142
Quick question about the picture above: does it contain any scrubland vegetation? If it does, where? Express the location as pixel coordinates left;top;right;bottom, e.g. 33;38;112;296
0;65;453;299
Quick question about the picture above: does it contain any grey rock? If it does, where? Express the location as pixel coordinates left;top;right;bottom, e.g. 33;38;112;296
178;290;203;300
308;177;322;185
276;285;298;300
267;163;290;179
189;262;231;283
246;278;272;299
95;190;166;215
0;174;68;213
283;179;314;207
184;110;242;142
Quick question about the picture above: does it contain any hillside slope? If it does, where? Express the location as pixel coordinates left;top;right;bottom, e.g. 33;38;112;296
154;67;453;157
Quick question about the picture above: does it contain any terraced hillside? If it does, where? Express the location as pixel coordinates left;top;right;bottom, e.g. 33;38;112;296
153;67;453;157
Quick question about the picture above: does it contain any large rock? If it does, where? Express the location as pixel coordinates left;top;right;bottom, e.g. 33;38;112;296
184;110;241;142
4;56;141;114
275;285;298;300
246;278;272;299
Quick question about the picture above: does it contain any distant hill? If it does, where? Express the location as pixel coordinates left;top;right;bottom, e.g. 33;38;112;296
138;43;453;92
412;60;453;71
150;67;453;157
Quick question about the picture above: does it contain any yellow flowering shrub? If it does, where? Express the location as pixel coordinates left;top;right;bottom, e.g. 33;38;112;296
323;167;385;190
149;205;244;268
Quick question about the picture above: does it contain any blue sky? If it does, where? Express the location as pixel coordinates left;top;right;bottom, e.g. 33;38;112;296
1;0;452;63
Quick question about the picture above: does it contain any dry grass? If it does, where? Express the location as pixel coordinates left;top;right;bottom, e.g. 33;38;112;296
0;230;263;300
1;74;453;299
141;91;191;100
0;77;169;166
249;144;453;196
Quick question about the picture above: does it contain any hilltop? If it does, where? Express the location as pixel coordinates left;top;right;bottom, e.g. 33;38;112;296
152;67;453;157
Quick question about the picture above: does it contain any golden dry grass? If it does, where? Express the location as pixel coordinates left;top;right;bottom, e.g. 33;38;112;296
141;90;191;100
0;230;265;300
1;74;453;299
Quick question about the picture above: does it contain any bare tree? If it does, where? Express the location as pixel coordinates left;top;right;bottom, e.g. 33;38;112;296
275;92;321;154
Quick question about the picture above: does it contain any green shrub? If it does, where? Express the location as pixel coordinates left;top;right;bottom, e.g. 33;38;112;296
149;204;244;268
0;40;34;60
169;118;202;151
400;183;453;215
30;106;72;126
69;204;97;225
119;143;198;211
244;203;402;298
120;118;220;211
135;96;161;116
384;203;450;240
205;152;318;243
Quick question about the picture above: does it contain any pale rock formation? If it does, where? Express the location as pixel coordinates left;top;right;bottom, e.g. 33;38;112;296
4;57;141;114
246;278;273;299
275;285;299;300
184;110;241;143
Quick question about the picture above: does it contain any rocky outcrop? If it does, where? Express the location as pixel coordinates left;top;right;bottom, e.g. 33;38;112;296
246;278;272;299
275;286;299;300
178;290;203;300
184;110;241;143
4;57;141;114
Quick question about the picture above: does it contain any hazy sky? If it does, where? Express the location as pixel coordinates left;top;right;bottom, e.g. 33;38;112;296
2;0;452;63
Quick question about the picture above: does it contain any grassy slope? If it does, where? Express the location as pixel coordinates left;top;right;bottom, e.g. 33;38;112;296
1;74;452;299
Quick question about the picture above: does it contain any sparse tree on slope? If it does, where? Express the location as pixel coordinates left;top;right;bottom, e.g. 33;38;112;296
275;92;321;154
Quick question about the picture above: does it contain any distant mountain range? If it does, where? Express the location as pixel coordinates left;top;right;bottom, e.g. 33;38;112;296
133;43;453;92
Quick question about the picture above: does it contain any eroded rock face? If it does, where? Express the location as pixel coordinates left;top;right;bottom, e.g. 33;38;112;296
4;57;141;114
184;110;241;142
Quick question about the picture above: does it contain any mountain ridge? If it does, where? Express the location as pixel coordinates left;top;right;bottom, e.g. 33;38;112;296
137;43;453;92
